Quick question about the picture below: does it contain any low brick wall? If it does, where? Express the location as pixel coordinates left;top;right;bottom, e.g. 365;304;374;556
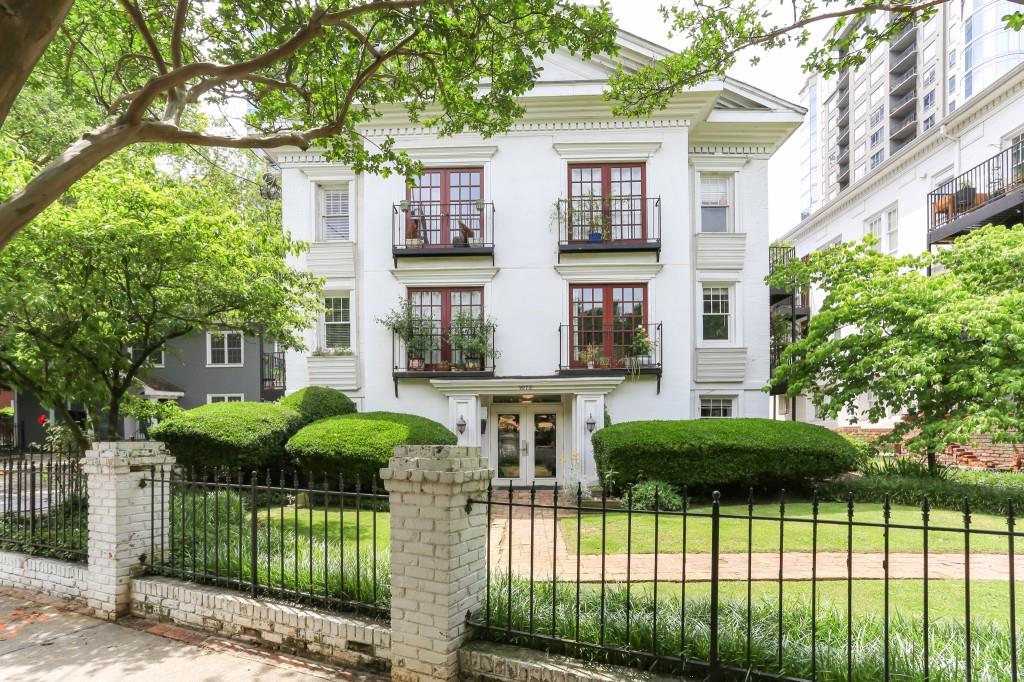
0;550;89;605
130;576;390;671
459;642;688;681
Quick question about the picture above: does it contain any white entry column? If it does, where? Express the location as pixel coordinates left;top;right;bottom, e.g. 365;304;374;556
572;393;604;485
448;394;481;447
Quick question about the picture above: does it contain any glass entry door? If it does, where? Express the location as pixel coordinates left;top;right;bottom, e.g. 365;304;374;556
491;406;562;486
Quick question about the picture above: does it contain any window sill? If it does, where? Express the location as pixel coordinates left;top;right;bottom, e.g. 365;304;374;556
206;363;244;368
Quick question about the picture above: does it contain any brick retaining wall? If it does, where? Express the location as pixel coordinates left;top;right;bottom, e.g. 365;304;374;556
0;550;88;605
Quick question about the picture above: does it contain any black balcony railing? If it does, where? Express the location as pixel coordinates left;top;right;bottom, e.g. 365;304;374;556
392;200;495;254
768;245;796;274
556;197;661;253
391;327;497;377
928;142;1024;234
260;350;286;400
558;323;663;376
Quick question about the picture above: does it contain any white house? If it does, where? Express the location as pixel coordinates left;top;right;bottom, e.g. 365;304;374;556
266;31;803;487
774;62;1024;430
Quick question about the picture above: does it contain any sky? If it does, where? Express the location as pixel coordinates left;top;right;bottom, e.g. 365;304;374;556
606;0;809;239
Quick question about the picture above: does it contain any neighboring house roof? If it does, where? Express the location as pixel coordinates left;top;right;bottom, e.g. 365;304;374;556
138;376;185;400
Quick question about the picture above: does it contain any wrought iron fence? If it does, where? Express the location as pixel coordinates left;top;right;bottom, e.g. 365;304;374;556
558;323;663;373
144;467;389;618
0;450;87;561
392;200;495;250
470;483;1024;681
556;196;661;246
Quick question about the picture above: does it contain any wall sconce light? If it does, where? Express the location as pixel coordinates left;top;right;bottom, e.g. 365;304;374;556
456;415;467;435
585;413;596;433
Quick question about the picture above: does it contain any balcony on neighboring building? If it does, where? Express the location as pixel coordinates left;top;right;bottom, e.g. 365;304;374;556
260;350;286;401
890;23;917;51
558;322;663;388
890;67;917;97
928;142;1024;244
768;245;809;395
556;196;662;260
890;113;917;141
888;44;918;76
392;200;495;265
889;89;917;118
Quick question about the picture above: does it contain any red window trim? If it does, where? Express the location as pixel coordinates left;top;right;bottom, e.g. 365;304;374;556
406;167;485;247
568;283;648;368
566;162;647;241
407;286;485;368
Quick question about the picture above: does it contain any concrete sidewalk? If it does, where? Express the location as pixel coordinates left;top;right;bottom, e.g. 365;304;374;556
0;588;388;681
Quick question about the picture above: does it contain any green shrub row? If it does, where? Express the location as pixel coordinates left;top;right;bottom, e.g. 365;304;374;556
819;471;1024;516
285;411;456;486
593;418;859;492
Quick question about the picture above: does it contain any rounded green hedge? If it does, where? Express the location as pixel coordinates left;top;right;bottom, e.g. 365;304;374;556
279;386;357;425
285;411;457;486
150;402;303;472
592;418;858;492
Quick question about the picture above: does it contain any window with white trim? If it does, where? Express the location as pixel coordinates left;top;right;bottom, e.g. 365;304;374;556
700;397;734;418
698;173;733;233
886;207;899;254
320;185;350;241
702;286;731;341
865;215;882;247
208;394;244;404
129;346;164;367
864;206;898;253
322;294;352;351
208;331;243;366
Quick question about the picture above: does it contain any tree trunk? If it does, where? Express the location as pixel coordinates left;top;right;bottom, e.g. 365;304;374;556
51;401;88;452
0;0;75;127
926;446;937;475
0;121;139;247
106;401;121;442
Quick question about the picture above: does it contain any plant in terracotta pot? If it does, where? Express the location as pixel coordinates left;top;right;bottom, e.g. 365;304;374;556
578;344;600;369
597;355;612;369
376;299;437;370
449;310;499;371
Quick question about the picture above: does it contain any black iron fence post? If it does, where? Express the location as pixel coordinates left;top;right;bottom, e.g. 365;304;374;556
29;461;36;540
709;490;722;682
250;471;258;597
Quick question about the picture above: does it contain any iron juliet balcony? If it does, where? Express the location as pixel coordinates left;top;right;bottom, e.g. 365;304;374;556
392;200;495;266
556;196;662;260
260;350;286;401
391;327;497;380
927;142;1024;243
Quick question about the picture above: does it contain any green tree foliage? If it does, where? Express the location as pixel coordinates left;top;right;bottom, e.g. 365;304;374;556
0;0;618;245
767;224;1024;471
609;0;1024;116
0;147;322;446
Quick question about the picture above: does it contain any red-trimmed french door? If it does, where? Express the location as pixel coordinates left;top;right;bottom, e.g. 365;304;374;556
567;163;647;241
569;284;647;367
407;168;484;247
407;287;483;368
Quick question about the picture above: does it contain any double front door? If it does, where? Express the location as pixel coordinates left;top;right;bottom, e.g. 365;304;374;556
492;406;562;486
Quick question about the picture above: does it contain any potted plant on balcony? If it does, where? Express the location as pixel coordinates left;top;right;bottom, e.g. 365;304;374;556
955;180;977;210
578;344;600;369
405;206;425;248
625;325;657;379
597;354;612;370
449;310;499;371
376;299;436;371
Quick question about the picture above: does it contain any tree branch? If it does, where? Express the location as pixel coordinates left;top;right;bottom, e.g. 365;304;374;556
171;0;189;69
117;0;168;75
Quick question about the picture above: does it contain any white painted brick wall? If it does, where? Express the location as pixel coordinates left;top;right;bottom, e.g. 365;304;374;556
0;550;89;604
382;445;491;682
131;576;390;671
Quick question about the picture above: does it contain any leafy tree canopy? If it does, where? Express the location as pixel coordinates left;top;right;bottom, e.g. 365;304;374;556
0;0;618;245
766;224;1024;468
0;140;322;447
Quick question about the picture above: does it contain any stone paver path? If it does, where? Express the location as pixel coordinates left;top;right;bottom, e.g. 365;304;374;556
489;517;1024;582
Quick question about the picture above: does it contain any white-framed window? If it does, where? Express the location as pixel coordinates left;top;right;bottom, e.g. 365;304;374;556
129;346;165;368
853;142;866;162
853;164;867;182
870;150;884;169
854;122;865;140
698;173;733;233
322;294;352;351
207;331;243;367
319;185;350;241
701;286;731;341
207;394;244;404
923;90;936;110
885;207;899;253
923;114;936;131
700;396;735;418
865;215;883;246
865;206;898;253
853;79;867;101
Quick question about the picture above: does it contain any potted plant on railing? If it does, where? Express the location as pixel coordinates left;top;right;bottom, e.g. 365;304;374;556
955;180;977;210
597;354;612;370
625;325;657;379
576;344;600;369
449;310;500;371
376;299;437;371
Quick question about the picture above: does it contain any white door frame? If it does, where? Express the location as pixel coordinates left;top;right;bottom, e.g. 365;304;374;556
489;404;564;487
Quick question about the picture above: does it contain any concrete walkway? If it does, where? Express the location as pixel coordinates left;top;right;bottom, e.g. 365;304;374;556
0;588;386;681
490;517;1024;581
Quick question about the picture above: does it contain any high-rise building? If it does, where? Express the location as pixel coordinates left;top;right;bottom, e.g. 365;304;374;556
797;0;1024;217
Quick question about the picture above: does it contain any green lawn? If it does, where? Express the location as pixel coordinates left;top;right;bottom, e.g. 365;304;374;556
262;505;390;549
561;502;1019;555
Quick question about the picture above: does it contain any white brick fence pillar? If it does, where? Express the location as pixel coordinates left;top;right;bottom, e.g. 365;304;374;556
381;445;491;682
82;441;175;620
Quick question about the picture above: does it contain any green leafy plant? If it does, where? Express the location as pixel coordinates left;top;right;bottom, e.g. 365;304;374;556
285;411;456;487
448;310;500;370
279;386;357;426
375;299;437;368
629;479;683;511
593;418;858;493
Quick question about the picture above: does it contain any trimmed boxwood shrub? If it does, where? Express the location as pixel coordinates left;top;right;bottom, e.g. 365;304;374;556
285;411;456;486
279;386;357;425
150;402;303;471
592;418;858;492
